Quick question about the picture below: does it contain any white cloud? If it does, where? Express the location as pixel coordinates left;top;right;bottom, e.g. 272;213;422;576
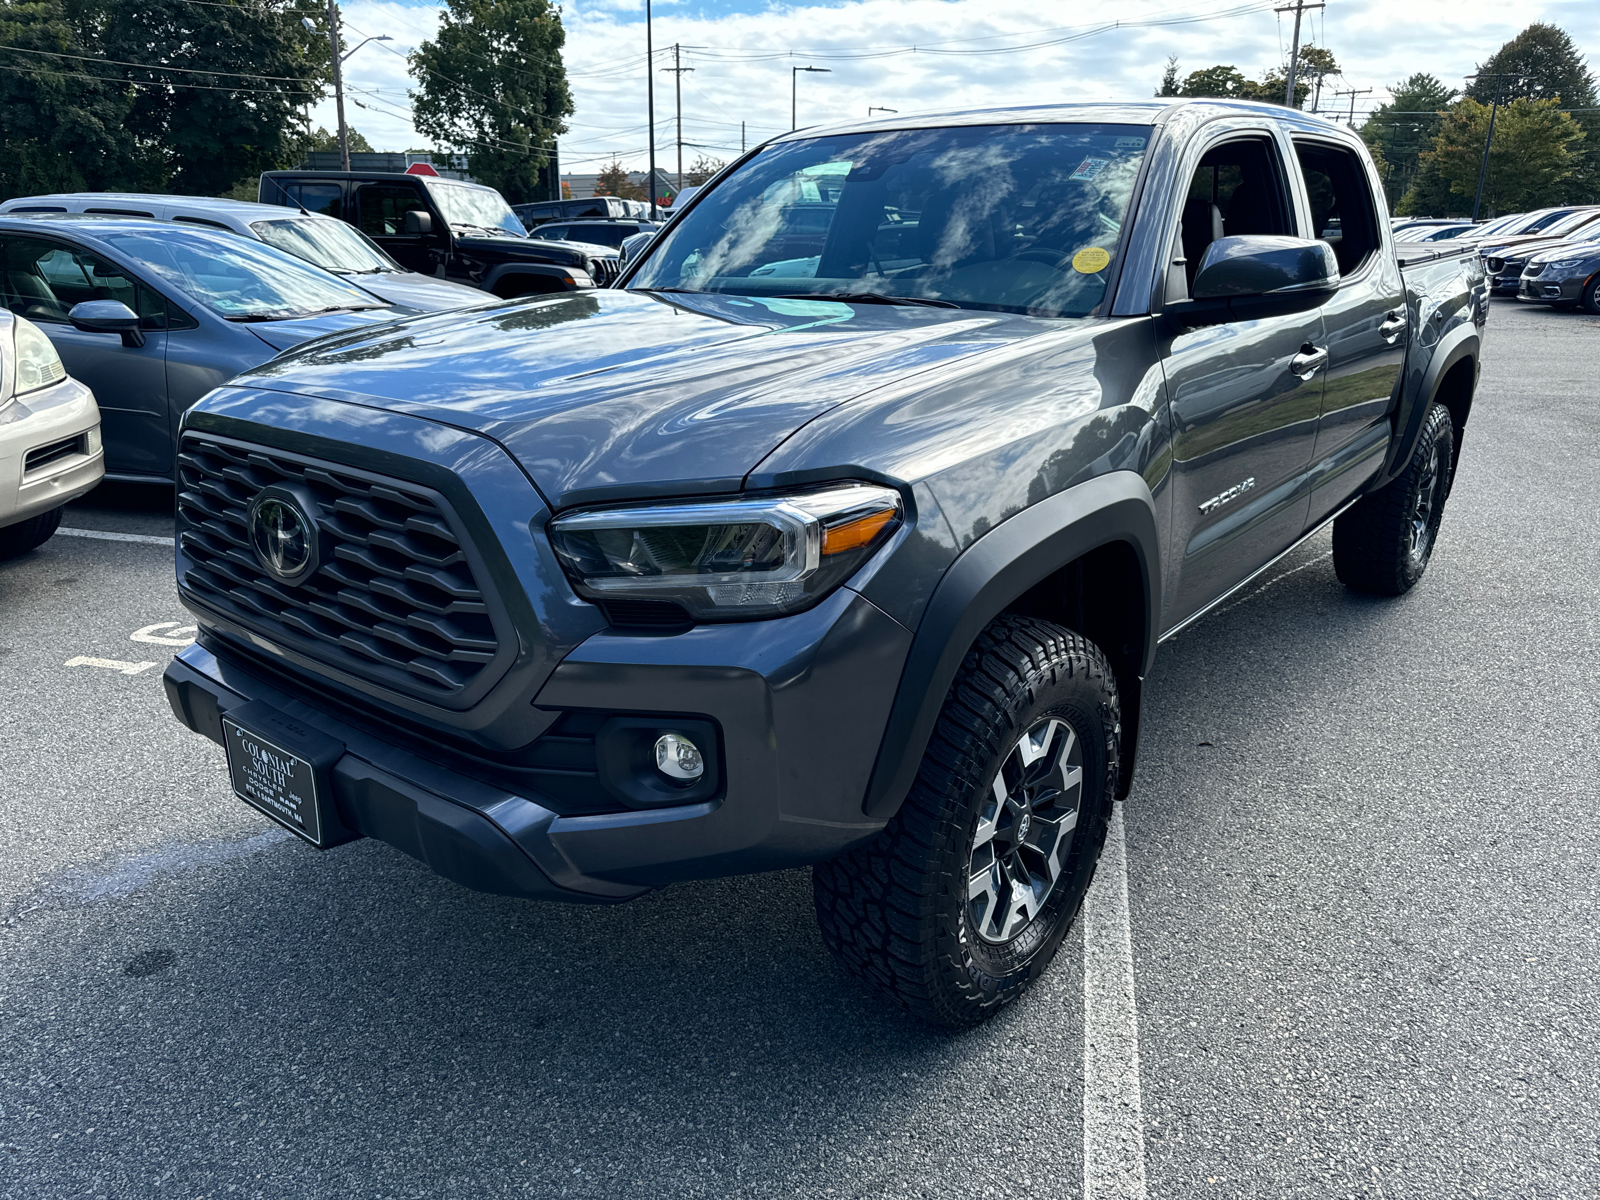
322;0;1600;177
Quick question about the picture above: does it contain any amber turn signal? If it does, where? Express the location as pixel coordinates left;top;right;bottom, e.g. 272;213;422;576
821;507;897;556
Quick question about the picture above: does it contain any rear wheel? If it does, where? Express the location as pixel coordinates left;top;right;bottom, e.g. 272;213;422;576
1332;402;1454;596
813;615;1119;1027
0;505;64;559
1582;272;1600;316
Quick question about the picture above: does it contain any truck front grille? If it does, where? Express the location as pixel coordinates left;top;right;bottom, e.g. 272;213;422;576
176;434;506;703
590;256;621;287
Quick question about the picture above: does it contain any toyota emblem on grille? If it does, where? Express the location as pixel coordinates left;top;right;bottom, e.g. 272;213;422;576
247;488;321;586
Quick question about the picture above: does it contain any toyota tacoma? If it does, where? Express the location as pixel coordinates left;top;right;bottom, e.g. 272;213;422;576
165;101;1488;1026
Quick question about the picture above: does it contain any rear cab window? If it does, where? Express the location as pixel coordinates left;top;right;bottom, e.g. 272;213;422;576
1293;140;1382;276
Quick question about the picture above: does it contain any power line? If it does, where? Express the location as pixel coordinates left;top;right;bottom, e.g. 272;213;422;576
0;60;317;95
0;42;314;82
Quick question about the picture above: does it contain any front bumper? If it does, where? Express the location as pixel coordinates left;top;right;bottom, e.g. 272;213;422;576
0;379;103;528
1516;274;1586;305
165;584;913;903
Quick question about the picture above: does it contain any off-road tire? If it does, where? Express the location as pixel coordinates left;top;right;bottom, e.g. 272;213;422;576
1582;272;1600;316
0;505;63;560
813;615;1119;1028
1332;402;1454;596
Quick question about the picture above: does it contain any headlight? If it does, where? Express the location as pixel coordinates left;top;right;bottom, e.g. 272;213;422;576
12;316;67;394
549;482;903;620
1541;258;1587;272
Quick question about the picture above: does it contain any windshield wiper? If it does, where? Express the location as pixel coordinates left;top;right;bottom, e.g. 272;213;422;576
223;311;297;322
454;222;514;237
771;291;960;309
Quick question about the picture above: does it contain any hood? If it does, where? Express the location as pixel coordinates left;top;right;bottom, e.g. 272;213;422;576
1527;238;1600;265
346;271;489;313
245;306;409;352
236;289;1055;509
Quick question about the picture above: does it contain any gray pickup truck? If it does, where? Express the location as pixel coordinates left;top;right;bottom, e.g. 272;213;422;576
165;100;1487;1026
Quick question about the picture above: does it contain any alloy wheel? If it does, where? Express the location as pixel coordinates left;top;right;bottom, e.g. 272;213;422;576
1408;438;1443;564
967;716;1085;944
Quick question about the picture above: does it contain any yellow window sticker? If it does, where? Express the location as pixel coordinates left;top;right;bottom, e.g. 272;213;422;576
1072;247;1111;274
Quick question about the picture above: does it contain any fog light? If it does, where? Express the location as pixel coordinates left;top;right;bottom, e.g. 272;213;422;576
654;732;704;781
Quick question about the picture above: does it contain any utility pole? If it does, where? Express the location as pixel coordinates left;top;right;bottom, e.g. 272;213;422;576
1465;73;1524;222
1333;86;1371;127
741;122;745;153
303;4;388;172
662;45;694;194
1274;0;1324;109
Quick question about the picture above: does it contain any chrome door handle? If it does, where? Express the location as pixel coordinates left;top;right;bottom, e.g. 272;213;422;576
1380;311;1408;344
1290;345;1329;379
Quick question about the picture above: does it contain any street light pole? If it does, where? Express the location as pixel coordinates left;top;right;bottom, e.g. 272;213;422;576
792;65;831;132
303;8;389;172
646;0;657;219
1467;72;1523;222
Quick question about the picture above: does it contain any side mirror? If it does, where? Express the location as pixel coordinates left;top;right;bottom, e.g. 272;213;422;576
1167;236;1340;326
69;300;145;348
403;209;434;236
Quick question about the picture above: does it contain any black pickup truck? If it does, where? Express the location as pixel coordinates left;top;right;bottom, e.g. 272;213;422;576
174;101;1487;1026
258;170;621;296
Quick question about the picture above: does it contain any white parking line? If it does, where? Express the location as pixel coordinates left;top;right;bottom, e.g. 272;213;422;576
57;527;175;547
65;656;158;675
1082;803;1148;1200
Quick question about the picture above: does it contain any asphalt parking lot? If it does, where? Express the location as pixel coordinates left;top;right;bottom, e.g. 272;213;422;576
2;299;1597;1199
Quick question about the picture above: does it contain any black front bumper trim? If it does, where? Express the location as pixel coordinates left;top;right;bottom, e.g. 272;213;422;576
164;647;647;905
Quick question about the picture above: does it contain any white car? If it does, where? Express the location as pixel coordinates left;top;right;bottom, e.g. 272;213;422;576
0;194;486;313
0;310;102;558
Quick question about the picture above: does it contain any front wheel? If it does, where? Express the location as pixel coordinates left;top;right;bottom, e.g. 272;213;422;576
1332;402;1454;596
1582;272;1600;316
0;505;64;560
813;615;1119;1027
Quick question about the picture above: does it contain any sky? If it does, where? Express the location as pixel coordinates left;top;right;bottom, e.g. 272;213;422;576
315;0;1600;179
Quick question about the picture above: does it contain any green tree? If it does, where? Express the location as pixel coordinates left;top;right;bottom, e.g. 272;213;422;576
100;0;326;194
1467;23;1598;203
1394;159;1459;217
1362;73;1457;210
1421;97;1585;215
683;154;725;187
1466;23;1595;107
1178;65;1252;100
306;125;374;154
593;161;643;200
0;0;133;199
1156;55;1181;97
409;0;573;204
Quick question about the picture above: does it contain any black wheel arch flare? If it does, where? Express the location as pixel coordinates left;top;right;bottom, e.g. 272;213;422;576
862;470;1161;821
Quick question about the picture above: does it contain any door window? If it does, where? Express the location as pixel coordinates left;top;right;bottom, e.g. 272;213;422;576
0;237;170;328
1175;137;1294;291
1294;141;1382;276
356;185;431;236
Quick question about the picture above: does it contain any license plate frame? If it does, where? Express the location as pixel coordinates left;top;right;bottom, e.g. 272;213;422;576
221;702;350;848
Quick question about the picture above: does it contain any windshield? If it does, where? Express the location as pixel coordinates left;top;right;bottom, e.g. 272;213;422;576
1540;210;1600;237
250;218;400;274
103;231;385;319
424;181;524;236
628;123;1152;318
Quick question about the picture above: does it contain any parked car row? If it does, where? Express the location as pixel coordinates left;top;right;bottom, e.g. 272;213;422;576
0;175;640;530
1395;205;1600;315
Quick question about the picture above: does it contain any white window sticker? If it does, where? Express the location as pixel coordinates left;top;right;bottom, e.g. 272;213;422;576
1115;137;1147;150
1070;157;1110;182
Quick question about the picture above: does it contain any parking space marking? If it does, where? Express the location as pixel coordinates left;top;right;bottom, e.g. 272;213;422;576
1082;804;1148;1200
57;527;175;547
131;622;197;646
64;656;158;675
